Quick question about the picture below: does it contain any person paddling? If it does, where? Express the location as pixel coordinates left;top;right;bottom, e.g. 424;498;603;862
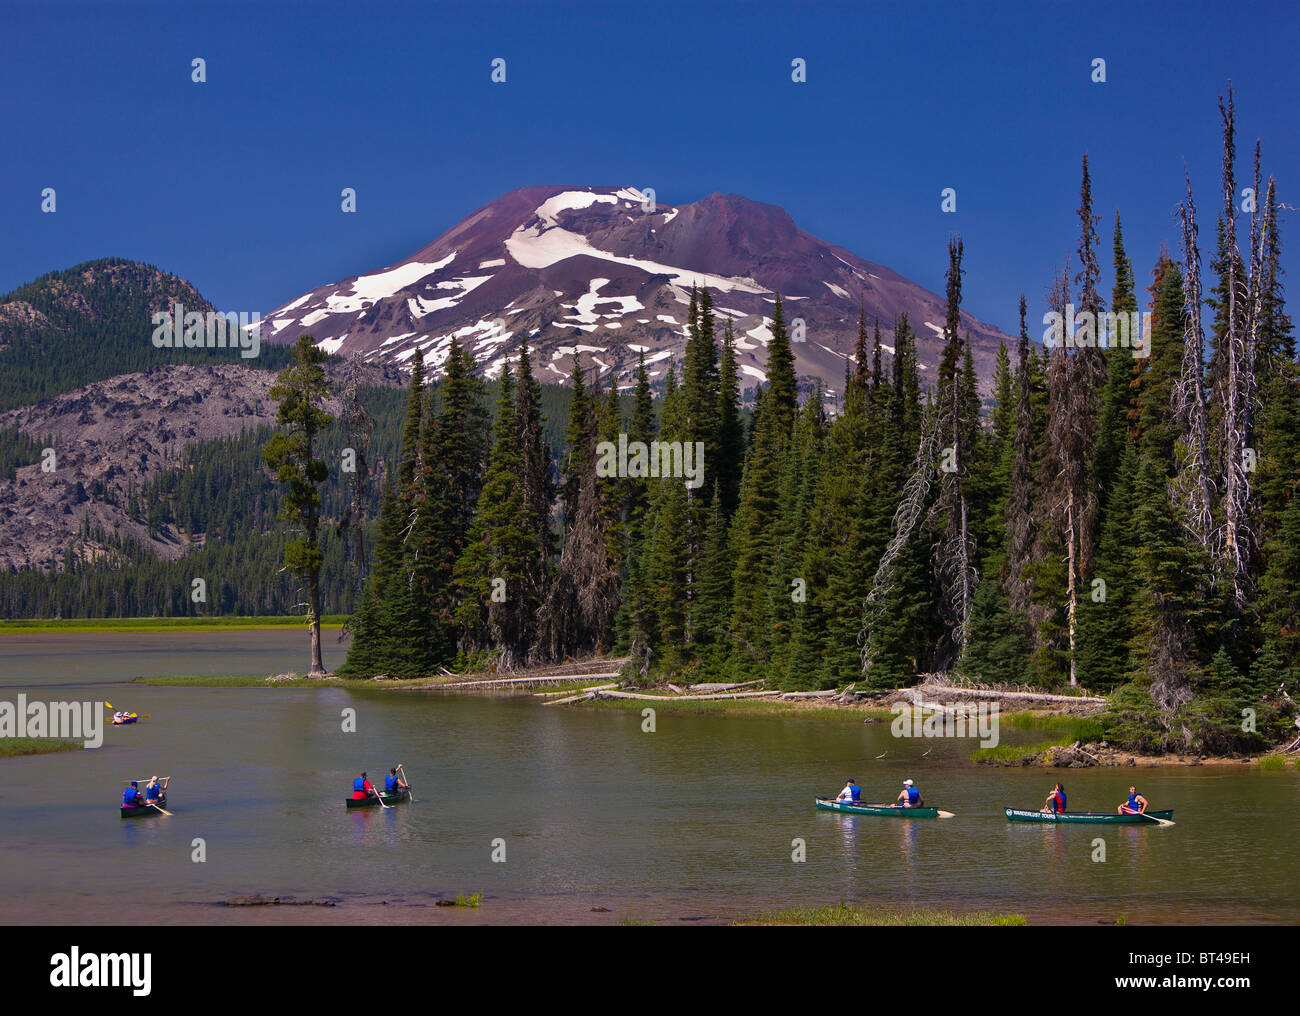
385;767;409;796
144;777;162;802
1117;786;1148;815
896;779;924;808
351;772;376;800
836;779;861;803
1043;782;1066;814
122;781;143;808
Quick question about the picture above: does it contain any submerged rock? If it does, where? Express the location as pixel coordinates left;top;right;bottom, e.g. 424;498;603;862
222;894;336;907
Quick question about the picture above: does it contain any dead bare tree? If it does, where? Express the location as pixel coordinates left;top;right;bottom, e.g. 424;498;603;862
337;354;374;600
1005;296;1036;614
1174;174;1217;557
1040;262;1085;686
859;413;938;678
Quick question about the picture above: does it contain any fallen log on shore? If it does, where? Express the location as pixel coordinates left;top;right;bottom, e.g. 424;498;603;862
536;683;618;697
438;673;622;689
543;691;599;706
894;686;1108;706
594;689;782;702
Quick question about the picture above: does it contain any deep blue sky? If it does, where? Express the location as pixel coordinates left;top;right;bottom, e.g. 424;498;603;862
4;0;1297;337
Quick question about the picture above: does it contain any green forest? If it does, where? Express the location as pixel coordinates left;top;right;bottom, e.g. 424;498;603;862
339;96;1299;756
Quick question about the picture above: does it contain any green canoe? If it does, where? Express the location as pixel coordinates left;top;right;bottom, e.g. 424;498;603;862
121;795;167;818
1004;808;1174;824
815;797;941;818
345;789;411;809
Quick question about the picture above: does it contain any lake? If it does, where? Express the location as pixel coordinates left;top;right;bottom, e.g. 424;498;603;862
1;630;1296;925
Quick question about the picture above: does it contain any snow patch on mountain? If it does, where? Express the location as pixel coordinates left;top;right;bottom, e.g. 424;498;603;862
506;200;767;295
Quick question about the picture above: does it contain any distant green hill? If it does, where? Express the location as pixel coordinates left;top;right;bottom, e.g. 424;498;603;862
0;257;295;411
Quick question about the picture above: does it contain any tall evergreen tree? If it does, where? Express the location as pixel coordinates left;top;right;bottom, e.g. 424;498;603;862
263;335;335;676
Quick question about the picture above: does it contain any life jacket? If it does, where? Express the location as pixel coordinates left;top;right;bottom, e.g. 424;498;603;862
905;787;920;805
385;774;398;792
1052;790;1066;812
123;787;139;806
146;783;160;800
849;784;861;801
353;777;366;792
1127;792;1140;811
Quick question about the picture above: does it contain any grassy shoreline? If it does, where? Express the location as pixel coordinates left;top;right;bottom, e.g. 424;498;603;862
0;616;349;634
0;738;83;759
124;671;1297;766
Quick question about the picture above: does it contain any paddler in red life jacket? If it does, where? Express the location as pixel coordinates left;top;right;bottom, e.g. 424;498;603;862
1043;782;1067;814
351;772;376;800
1117;786;1148;815
123;781;143;807
896;779;924;808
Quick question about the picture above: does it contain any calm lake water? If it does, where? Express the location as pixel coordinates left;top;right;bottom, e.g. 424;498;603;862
1;630;1297;925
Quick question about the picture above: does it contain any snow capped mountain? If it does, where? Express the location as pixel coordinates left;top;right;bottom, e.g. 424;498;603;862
260;185;1012;395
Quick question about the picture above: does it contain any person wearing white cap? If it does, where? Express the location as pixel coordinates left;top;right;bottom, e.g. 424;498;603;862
896;779;924;808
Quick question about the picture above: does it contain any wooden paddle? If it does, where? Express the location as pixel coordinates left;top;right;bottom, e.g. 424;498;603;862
145;800;173;816
1131;810;1175;827
397;763;414;803
372;782;391;809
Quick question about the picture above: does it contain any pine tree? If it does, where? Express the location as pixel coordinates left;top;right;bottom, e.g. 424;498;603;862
263;335;335;675
764;392;825;685
715;321;745;518
728;384;785;679
453;362;544;669
1092;211;1139;506
765;294;798;437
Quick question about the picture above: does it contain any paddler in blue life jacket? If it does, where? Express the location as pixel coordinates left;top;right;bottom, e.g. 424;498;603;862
1117;786;1148;815
351;772;375;800
896;779;924;808
123;781;142;807
384;767;408;796
144;777;162;802
1043;782;1067;814
836;779;861;803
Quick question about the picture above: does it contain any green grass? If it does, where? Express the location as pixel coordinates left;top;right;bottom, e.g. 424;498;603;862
970;714;1106;762
133;672;467;689
133;674;345;688
971;738;1076;763
0;737;83;758
0;616;350;634
1257;754;1289;771
453;892;482;908
735;902;1027;926
1001;712;1105;740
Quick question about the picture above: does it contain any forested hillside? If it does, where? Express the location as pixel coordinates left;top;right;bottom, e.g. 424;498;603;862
0;378;601;616
339;92;1298;756
0;257;296;411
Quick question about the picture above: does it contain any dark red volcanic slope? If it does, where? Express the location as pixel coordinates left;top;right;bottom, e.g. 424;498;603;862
260;186;1012;396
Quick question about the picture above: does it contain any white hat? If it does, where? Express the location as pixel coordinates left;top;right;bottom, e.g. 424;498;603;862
903;779;914;786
